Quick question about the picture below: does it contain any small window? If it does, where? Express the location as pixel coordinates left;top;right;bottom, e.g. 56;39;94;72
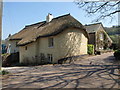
47;54;53;63
48;38;54;47
25;46;27;50
100;33;104;40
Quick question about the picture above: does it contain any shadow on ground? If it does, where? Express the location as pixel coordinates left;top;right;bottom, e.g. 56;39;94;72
2;63;120;89
2;52;120;89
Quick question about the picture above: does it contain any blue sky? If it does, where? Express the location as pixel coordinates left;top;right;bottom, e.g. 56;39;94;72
2;2;118;40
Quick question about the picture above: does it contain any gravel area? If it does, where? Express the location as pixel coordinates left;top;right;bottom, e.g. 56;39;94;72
2;52;120;89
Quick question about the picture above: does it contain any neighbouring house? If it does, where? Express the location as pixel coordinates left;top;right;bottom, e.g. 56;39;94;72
2;40;7;54
2;44;7;54
85;23;113;52
9;13;89;64
5;34;19;54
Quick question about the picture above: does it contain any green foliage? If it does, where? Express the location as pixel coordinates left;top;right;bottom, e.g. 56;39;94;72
110;35;120;43
110;35;120;49
87;44;94;55
105;26;120;49
114;50;120;60
105;26;120;35
0;70;9;75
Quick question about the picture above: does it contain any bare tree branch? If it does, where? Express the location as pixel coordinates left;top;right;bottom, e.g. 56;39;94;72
74;1;120;22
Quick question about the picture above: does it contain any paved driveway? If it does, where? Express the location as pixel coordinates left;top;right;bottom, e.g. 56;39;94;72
2;52;120;88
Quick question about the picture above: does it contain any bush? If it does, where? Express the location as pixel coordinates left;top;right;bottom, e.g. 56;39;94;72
2;52;19;67
0;70;9;75
87;44;94;55
114;50;120;60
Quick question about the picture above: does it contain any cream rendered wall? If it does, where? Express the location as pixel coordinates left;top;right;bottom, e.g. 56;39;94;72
36;27;88;63
20;28;88;64
55;28;88;62
9;40;20;53
19;42;36;63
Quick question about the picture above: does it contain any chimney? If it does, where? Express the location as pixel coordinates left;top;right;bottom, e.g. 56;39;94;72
8;34;11;37
46;13;53;22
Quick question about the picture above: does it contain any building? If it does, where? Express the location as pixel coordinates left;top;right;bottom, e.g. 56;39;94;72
85;23;112;52
9;14;89;64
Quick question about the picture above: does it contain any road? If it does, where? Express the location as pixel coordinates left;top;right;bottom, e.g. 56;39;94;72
2;52;120;88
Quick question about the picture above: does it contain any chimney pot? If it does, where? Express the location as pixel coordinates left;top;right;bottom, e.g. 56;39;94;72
46;13;53;22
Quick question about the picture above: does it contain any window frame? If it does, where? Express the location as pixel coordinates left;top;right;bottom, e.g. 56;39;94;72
25;46;27;50
47;54;53;63
16;42;18;47
48;37;54;48
99;33;104;41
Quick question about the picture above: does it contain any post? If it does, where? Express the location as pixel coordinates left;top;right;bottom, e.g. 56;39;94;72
118;2;120;88
0;0;2;90
0;0;2;68
0;0;2;69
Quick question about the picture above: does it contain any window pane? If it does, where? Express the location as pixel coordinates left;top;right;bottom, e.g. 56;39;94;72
48;38;54;47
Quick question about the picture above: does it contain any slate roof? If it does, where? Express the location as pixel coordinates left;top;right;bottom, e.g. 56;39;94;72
85;23;113;43
84;23;102;33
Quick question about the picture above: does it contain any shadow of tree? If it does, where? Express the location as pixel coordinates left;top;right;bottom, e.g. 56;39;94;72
3;63;120;89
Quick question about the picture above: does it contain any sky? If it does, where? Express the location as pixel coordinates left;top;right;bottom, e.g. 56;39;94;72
2;2;118;40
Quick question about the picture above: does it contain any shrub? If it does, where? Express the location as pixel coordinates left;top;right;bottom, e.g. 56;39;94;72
2;52;19;67
87;44;94;55
0;70;9;75
114;50;120;60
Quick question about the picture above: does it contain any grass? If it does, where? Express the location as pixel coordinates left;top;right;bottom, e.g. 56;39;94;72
0;70;9;75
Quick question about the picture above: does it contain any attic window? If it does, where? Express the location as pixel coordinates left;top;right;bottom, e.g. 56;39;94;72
48;38;54;47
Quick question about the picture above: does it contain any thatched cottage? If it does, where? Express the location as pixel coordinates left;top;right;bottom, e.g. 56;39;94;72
85;23;112;52
9;14;89;64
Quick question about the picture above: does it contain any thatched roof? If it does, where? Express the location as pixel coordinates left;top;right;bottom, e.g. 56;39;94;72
10;14;89;46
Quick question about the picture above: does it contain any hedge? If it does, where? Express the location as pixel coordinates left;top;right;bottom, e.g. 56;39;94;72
114;49;120;60
87;44;94;55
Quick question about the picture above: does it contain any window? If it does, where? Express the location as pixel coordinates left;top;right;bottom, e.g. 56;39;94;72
16;42;18;47
25;46;27;50
100;33;104;40
47;54;53;63
48;38;54;47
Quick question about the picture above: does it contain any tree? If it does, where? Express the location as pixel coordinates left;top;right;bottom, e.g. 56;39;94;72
74;1;120;88
74;1;120;22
